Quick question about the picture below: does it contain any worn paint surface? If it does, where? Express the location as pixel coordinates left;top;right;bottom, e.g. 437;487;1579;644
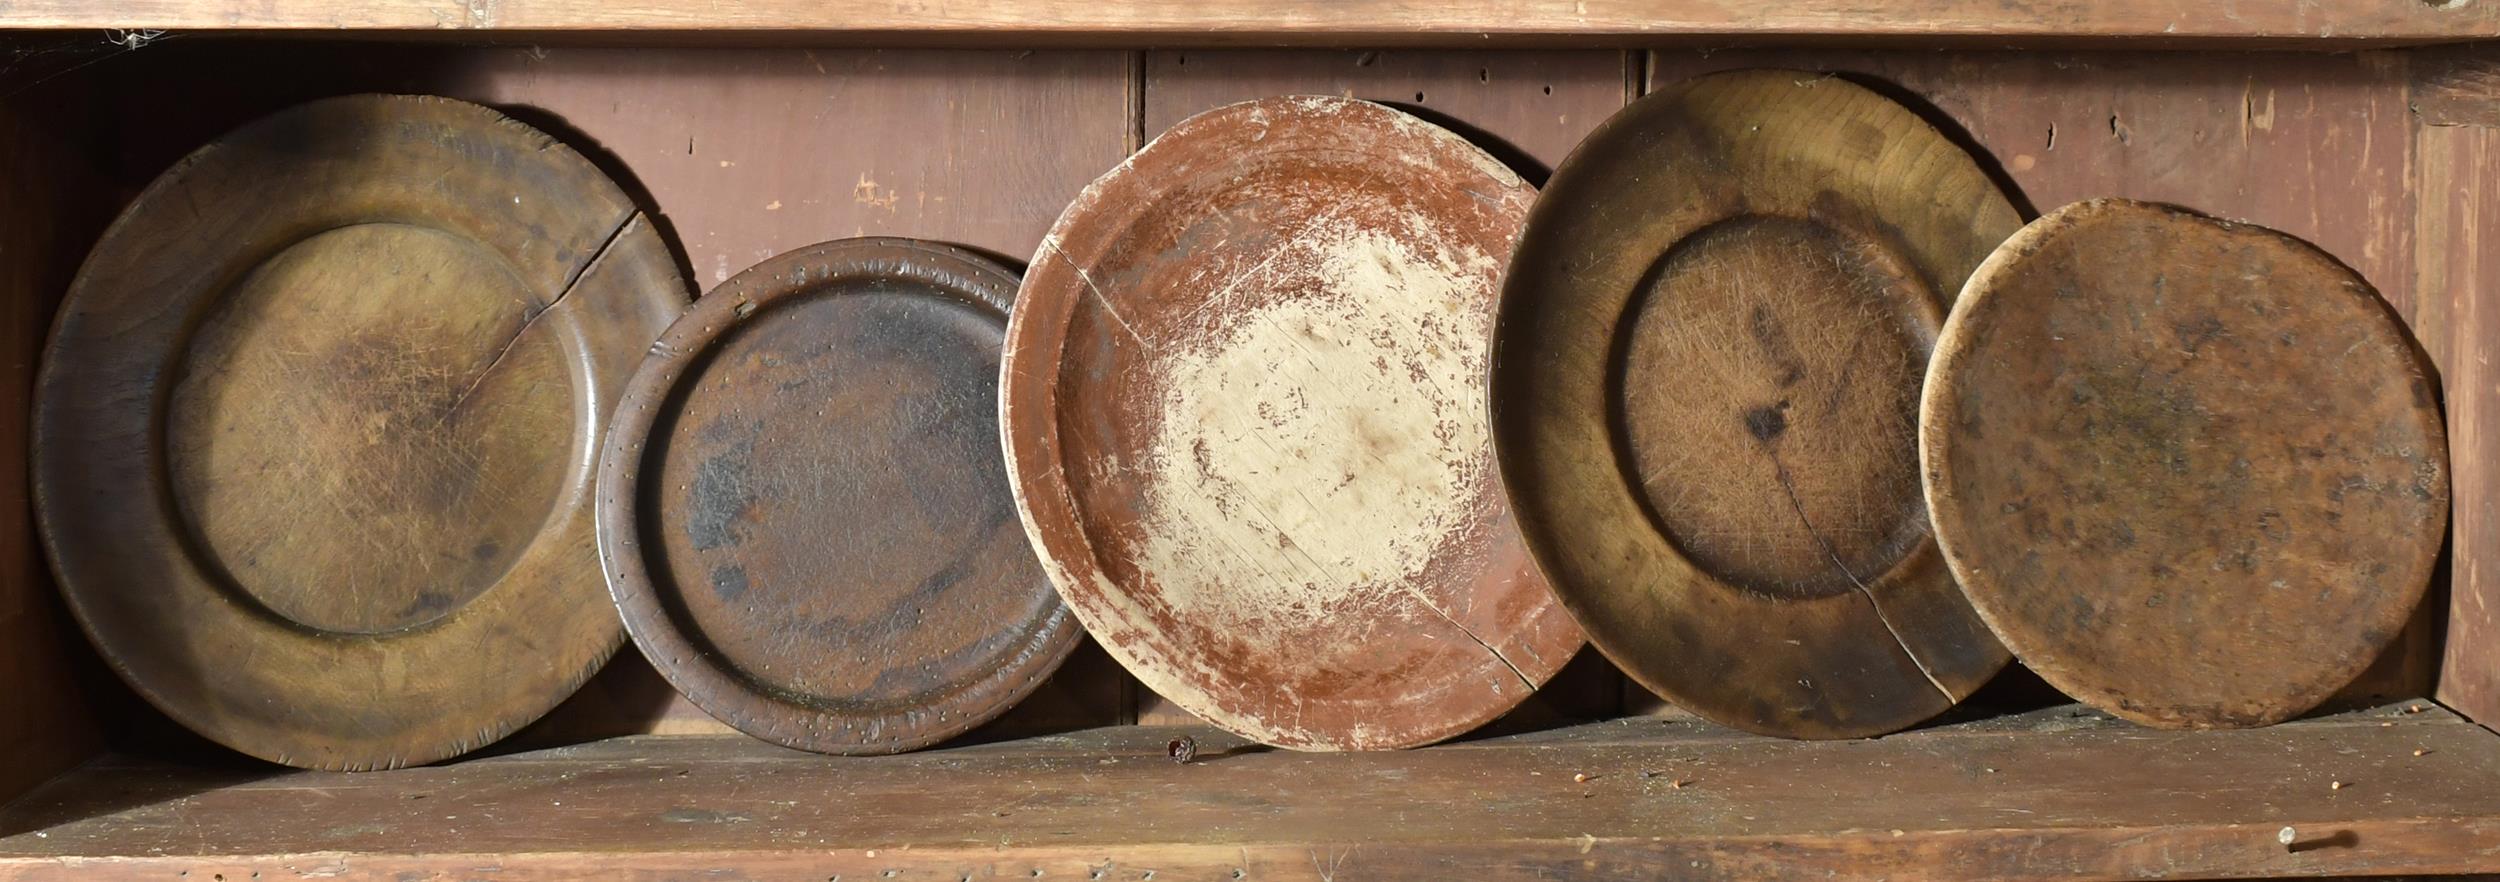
1135;219;1497;630
1003;96;1581;750
1494;70;2017;739
599;238;1078;755
32;95;687;770
1924;199;2448;729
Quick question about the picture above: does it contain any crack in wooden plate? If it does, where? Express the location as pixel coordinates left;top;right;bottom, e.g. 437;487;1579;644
1002;96;1582;751
1492;70;2019;739
33;94;689;770
598;238;1080;755
1923;198;2449;729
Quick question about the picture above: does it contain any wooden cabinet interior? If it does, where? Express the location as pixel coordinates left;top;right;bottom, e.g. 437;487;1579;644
0;34;2495;880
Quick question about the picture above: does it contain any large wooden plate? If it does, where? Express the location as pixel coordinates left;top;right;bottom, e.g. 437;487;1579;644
1492;70;2019;739
1002;96;1581;750
599;238;1078;754
33;95;688;770
1923;199;2449;728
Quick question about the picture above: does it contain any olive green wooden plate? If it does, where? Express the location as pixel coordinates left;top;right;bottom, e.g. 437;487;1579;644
1492;70;2018;739
34;95;687;770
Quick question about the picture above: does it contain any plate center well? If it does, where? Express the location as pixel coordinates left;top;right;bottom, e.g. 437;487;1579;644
168;222;572;636
651;286;1045;710
1612;213;1938;601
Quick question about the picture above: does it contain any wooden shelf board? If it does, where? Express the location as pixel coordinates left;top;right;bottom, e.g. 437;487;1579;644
2;1;2498;45
1;701;2494;880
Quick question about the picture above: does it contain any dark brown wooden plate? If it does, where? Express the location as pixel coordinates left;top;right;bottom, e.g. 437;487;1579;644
1923;198;2449;728
33;94;688;770
1491;70;2020;739
598;237;1079;755
1002;96;1581;750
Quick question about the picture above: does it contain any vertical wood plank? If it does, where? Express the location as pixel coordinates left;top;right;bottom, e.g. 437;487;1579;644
2416;44;2500;725
0;54;113;799
1142;49;1630;182
1648;51;2416;314
1135;48;1631;727
446;48;1131;286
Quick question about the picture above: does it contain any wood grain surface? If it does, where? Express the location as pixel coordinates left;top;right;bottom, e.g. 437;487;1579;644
31;95;688;770
3;0;2498;44
1004;96;1580;750
1140;49;1632;179
0;68;114;804
41;43;1133;296
3;702;2495;881
1925;198;2447;729
1495;70;2017;739
2416;45;2500;730
598;238;1078;754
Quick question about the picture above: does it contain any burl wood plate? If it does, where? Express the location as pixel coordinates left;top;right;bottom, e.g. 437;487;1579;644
33;95;687;770
599;238;1078;754
1923;199;2448;729
1002;96;1581;750
1492;70;2019;739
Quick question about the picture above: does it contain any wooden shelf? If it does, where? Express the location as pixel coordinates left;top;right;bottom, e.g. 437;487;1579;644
2;701;2494;880
4;0;2498;46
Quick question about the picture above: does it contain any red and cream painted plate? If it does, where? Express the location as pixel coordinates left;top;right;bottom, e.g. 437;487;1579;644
1001;96;1581;750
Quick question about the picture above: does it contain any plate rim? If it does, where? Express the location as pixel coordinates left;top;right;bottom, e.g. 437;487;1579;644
31;93;684;770
1918;196;2451;728
596;235;1083;756
1489;68;2020;739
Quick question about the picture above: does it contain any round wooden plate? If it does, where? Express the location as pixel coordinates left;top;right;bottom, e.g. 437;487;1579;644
1491;70;2019;739
1002;96;1581;751
1923;199;2448;728
599;238;1079;754
34;95;688;770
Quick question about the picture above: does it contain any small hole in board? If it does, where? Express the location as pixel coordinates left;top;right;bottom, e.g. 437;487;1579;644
1414;91;1426;102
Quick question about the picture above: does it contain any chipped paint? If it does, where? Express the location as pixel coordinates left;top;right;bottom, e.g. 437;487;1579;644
1134;219;1496;630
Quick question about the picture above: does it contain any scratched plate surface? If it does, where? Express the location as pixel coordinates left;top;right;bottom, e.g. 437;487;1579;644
599;238;1079;755
1493;70;2020;739
1002;96;1582;751
32;95;688;770
1924;199;2449;729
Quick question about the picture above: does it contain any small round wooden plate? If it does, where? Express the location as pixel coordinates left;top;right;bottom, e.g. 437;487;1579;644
1923;199;2448;728
1003;96;1582;751
1492;70;2020;739
599;238;1079;755
34;95;688;770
